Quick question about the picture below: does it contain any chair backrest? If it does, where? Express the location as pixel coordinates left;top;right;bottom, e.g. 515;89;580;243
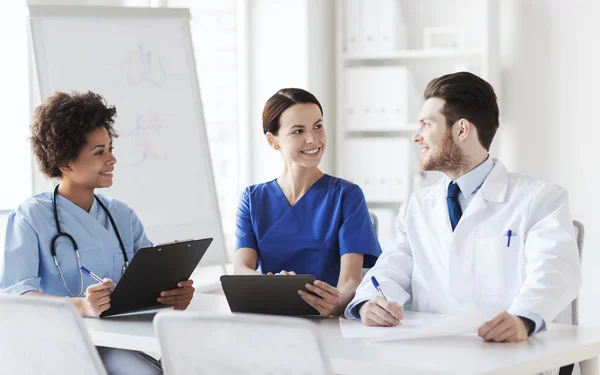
369;211;378;236
573;220;585;261
571;220;584;325
154;311;333;375
553;220;584;327
0;295;107;375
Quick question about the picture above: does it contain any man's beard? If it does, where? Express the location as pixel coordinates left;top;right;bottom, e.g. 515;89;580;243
421;130;469;175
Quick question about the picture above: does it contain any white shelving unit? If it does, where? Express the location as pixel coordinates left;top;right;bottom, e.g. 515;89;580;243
343;49;483;61
334;0;500;242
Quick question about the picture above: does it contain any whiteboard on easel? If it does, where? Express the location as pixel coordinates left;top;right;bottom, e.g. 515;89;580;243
29;5;227;267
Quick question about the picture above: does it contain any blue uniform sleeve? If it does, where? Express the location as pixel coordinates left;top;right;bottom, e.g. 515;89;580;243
236;188;257;250
130;208;152;251
0;211;41;295
338;186;382;268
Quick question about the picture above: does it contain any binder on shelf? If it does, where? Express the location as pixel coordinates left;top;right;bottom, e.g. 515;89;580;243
344;0;361;54
376;66;409;130
343;66;411;131
359;0;380;54
343;138;411;203
382;138;411;201
359;66;377;131
379;0;407;52
343;67;362;130
343;138;373;199
344;0;407;55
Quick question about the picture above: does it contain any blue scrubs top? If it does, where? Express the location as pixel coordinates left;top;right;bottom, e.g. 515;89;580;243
0;192;152;296
236;174;381;287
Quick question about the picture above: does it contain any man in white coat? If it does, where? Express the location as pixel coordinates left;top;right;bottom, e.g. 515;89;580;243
345;72;582;343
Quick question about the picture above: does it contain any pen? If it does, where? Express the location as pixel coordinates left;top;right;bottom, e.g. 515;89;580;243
80;266;113;291
371;276;400;323
371;276;389;300
507;230;512;247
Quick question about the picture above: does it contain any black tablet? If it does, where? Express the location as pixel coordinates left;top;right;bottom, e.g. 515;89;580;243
100;238;213;317
220;275;320;316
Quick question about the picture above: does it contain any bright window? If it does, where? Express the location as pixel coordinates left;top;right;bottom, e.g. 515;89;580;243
163;0;240;256
0;2;31;210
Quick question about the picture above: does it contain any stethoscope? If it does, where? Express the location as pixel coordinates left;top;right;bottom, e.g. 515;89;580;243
51;185;129;297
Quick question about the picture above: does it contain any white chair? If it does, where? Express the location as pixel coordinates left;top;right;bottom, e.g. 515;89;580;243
571;220;585;325
556;221;585;375
362;211;380;278
369;211;379;236
0;295;107;375
154;311;332;375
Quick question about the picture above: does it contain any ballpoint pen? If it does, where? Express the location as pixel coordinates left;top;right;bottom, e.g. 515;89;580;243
371;276;401;323
80;266;113;290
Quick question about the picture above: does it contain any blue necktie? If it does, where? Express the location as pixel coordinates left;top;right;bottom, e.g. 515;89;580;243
447;182;463;231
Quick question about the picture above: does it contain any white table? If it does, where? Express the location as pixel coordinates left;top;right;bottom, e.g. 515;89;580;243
85;293;600;375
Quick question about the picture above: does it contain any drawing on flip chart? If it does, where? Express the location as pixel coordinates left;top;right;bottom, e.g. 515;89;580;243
120;113;168;166
126;43;167;87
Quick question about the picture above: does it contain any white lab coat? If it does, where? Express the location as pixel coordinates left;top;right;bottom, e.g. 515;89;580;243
350;160;582;324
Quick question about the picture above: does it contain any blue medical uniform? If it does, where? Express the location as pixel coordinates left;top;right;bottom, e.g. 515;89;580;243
236;174;381;286
0;192;152;296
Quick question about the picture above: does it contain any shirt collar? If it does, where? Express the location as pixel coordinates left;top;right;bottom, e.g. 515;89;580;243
88;196;99;216
453;156;495;199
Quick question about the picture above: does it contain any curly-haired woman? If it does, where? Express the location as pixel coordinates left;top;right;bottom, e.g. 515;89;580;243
0;91;193;374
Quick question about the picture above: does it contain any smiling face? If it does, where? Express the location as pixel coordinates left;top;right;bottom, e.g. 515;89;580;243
60;127;117;189
412;97;466;172
268;103;326;168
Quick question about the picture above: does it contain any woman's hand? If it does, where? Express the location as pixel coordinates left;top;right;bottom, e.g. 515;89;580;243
298;280;343;317
157;280;195;310
267;270;296;275
82;278;115;317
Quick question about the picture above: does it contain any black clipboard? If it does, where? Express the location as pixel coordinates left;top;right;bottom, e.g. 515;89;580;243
220;275;320;316
100;238;213;317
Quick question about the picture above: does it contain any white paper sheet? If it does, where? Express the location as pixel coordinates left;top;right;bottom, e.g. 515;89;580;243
339;312;425;338
369;306;489;343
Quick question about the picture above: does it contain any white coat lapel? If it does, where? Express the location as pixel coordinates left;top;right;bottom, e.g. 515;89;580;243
454;160;509;232
428;176;454;235
458;192;488;225
479;160;509;204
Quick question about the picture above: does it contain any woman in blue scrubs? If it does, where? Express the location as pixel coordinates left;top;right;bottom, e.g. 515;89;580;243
234;88;382;316
0;91;194;374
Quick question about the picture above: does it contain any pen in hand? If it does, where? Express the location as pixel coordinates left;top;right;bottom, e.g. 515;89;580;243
371;276;401;323
80;266;114;291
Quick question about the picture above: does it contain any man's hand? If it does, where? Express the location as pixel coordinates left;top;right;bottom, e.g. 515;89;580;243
358;296;404;326
478;311;529;342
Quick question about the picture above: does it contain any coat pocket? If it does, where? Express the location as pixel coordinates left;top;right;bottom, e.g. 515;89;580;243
474;235;523;296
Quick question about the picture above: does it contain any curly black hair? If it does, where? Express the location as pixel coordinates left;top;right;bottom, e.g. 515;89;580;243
30;91;118;178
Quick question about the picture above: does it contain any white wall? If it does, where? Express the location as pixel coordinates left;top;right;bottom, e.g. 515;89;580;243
246;0;335;185
0;3;31;210
26;1;133;198
500;0;600;325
